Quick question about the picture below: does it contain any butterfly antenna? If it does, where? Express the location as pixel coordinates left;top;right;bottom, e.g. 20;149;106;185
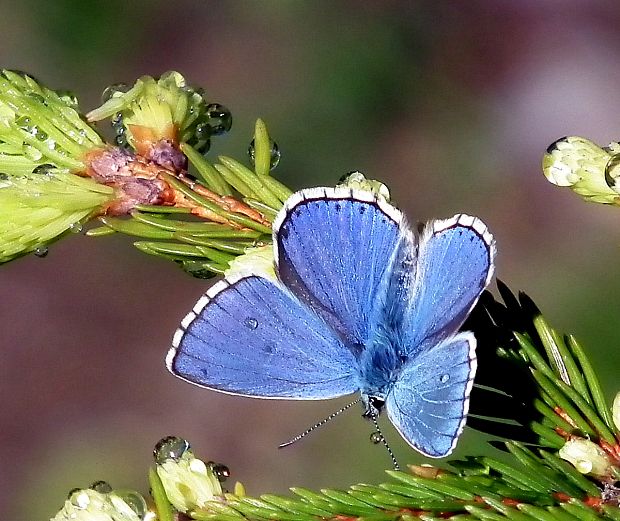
370;413;400;470
278;398;360;448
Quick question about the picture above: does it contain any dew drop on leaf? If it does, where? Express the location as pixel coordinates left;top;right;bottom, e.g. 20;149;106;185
248;138;280;170
34;246;48;258
90;480;112;493
101;83;129;104
32;163;54;175
111;489;148;518
244;318;259;330
153;435;190;464
69;222;83;234
206;103;232;135
210;463;231;482
66;487;80;500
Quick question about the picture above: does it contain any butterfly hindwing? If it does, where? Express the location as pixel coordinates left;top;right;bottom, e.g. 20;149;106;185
386;332;477;457
168;275;359;399
400;215;495;355
274;187;405;350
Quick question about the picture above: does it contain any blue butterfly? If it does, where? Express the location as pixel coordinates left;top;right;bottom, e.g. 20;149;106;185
167;187;496;458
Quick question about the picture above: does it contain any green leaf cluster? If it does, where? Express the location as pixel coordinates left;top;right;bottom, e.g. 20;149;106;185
0;69;103;174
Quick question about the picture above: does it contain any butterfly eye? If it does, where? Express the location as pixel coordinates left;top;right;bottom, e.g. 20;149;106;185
370;396;385;408
363;396;385;417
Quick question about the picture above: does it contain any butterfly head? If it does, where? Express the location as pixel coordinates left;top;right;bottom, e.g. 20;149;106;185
361;394;386;419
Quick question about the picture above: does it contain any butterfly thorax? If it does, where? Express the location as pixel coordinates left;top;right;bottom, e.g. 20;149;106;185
357;327;406;410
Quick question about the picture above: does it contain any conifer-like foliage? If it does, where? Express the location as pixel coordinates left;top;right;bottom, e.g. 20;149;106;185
1;71;618;520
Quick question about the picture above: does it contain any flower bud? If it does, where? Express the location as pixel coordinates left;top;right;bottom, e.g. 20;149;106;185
559;438;612;477
542;136;620;204
0;172;114;262
225;244;276;281
156;451;223;512
612;391;620;434
87;72;219;156
338;171;390;202
51;488;145;521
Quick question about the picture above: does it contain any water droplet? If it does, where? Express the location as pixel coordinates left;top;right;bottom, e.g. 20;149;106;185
244;318;258;330
32;163;54;176
370;432;382;444
57;90;79;108
199;138;212;156
248;138;280;170
35;129;48;141
90;480;112;493
211;463;230;482
101;83;129;103
69;490;91;509
114;126;126;140
27;92;46;105
111;112;124;128
190;86;207;100
15;115;33;131
22;144;43;161
69;222;83;234
440;374;450;383
194;122;211;141
153;435;190;464
206;103;232;135
34;246;48;258
66;487;81;499
110;490;148;518
115;133;128;148
159;71;186;88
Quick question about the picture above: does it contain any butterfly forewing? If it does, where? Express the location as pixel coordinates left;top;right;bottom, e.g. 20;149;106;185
399;215;495;356
274;187;405;350
168;275;359;399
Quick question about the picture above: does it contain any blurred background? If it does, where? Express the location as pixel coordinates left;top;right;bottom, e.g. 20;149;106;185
3;1;620;518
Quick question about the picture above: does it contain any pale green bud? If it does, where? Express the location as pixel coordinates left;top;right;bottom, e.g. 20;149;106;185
542;136;620;204
86;72;216;155
224;244;276;281
156;451;223;512
233;481;246;497
0;171;113;262
51;489;145;521
337;171;391;202
558;438;612;477
612;391;620;433
0;70;103;175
